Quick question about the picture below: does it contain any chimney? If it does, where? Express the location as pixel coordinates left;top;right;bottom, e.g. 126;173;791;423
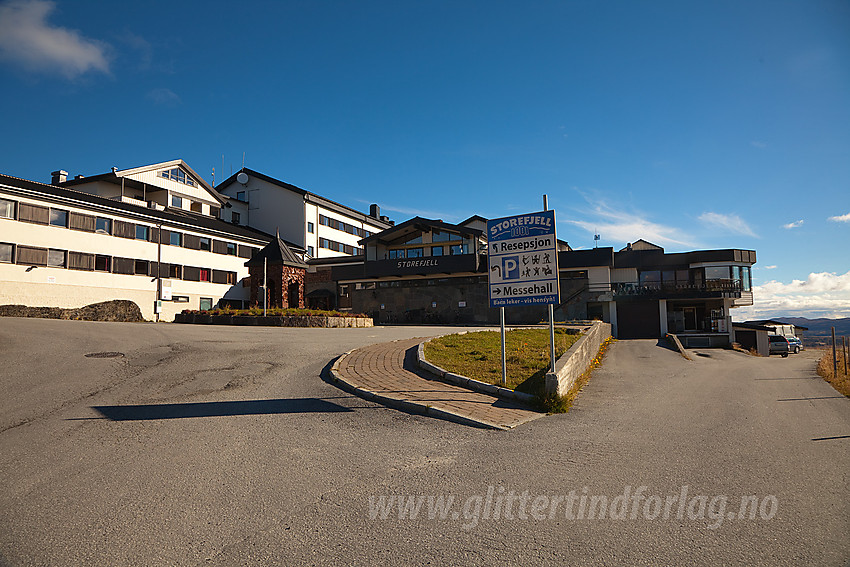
51;170;68;184
369;204;380;218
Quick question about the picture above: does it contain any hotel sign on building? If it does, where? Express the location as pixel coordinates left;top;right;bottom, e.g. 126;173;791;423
487;210;560;307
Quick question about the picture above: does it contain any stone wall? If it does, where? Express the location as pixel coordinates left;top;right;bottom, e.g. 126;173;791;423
0;300;144;322
544;321;612;396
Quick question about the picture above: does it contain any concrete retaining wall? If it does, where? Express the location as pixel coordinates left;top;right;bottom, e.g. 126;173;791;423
544;321;612;396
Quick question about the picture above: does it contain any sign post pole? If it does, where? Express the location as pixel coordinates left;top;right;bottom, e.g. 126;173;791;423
500;306;507;386
544;195;556;373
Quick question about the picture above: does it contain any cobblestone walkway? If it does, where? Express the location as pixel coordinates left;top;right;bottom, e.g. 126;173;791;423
330;337;545;430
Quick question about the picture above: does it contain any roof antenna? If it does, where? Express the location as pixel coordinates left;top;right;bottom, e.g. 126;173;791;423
242;152;245;169
594;232;600;248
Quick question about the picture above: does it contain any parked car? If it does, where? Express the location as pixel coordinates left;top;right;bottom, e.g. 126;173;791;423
786;336;803;354
768;335;790;357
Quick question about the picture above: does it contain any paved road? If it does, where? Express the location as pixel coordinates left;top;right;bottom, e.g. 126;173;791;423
0;318;848;566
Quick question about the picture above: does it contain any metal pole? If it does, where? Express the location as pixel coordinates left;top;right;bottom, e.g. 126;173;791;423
500;306;507;386
263;257;268;316
844;336;848;376
156;224;162;323
544;194;556;373
832;327;837;378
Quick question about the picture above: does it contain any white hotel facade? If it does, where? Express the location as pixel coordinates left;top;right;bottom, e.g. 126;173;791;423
0;160;387;321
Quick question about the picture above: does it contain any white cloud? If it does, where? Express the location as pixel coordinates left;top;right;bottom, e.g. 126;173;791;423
564;200;695;249
698;212;757;237
750;141;767;149
828;212;850;223
147;87;180;105
782;220;804;229
0;0;109;78
763;265;777;270
740;270;850;319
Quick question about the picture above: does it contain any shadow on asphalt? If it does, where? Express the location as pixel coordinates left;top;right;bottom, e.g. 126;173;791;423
86;398;354;421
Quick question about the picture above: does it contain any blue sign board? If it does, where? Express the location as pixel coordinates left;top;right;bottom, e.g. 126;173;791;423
487;210;560;307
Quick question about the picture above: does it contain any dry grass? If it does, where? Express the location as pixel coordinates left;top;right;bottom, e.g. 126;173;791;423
423;327;581;395
816;347;850;397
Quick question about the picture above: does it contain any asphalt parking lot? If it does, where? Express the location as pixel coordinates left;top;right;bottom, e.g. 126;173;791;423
0;318;848;566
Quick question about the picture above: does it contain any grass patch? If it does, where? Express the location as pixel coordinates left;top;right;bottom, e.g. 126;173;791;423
423;327;581;395
816;348;850;397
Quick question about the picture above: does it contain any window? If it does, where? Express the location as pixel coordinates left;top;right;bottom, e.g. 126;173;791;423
432;230;457;242
47;249;66;268
190;202;203;213
199;237;211;251
226;242;237;256
394;233;422;245
307;222;314;233
226;272;236;285
18;203;49;224
449;244;468;255
431;246;443;256
168;264;182;279
639;271;661;284
68;252;94;270
49;208;68;227
169;232;182;246
406;247;424;258
16;246;47;266
95;217;111;235
199;268;210;282
161;167;196;187
704;266;730;280
388;249;403;259
210;207;220;219
742;266;751;291
94;255;111;272
236;191;246;201
134;260;149;275
0;243;12;263
0;198;15;219
135;225;149;241
231;212;240;224
199;297;213;311
307;246;314;257
171;195;182;208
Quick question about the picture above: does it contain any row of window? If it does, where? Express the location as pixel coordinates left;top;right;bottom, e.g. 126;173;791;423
0;197;257;258
160;167;197;188
0;242;237;284
319;237;362;255
637;266;752;291
318;214;373;238
388;230;462;247
338;275;488;296
386;244;469;259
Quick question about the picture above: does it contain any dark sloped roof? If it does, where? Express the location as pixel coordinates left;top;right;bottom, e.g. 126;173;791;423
359;216;483;246
217;167;393;229
245;236;308;269
0;172;276;244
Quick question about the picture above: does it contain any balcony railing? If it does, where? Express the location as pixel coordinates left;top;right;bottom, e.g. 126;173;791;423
588;279;743;298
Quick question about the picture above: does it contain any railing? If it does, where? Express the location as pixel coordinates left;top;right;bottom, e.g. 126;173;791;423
587;279;743;298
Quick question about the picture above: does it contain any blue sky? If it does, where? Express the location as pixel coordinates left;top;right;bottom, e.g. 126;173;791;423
0;0;848;318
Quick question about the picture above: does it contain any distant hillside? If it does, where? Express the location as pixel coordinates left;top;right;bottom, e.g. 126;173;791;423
775;317;850;345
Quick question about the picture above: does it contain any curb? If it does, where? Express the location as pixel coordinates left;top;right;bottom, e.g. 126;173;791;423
328;348;510;430
416;339;539;406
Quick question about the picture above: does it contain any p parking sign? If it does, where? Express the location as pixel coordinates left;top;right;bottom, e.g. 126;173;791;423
487;210;560;307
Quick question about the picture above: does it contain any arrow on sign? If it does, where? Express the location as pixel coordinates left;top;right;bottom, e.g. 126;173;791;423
491;265;501;277
493;288;501;295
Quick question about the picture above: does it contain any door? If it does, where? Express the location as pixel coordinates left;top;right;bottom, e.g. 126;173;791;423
683;307;697;330
616;300;661;339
